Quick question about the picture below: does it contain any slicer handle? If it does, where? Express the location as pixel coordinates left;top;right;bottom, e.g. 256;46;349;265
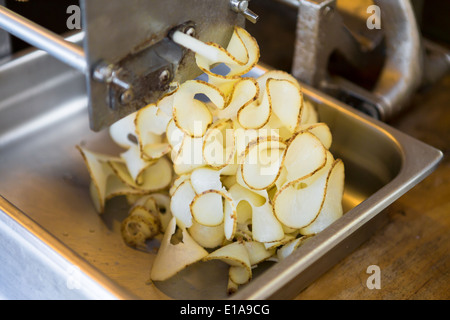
0;5;87;74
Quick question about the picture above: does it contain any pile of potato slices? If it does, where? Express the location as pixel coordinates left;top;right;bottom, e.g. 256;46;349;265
77;26;345;294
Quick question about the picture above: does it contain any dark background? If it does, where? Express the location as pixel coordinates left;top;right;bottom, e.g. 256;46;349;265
5;0;450;73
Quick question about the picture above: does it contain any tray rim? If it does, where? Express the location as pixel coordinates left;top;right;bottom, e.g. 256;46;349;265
0;52;443;300
231;83;443;299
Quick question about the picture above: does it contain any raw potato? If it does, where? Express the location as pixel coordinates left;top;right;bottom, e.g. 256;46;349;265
78;26;345;295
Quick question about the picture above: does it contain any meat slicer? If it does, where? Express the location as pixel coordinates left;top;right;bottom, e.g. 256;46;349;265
0;0;444;300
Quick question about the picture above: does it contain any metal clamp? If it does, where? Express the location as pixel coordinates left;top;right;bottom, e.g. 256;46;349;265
291;0;449;121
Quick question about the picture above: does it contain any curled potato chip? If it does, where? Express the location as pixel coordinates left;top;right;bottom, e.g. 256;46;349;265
190;167;223;194
283;131;328;183
203;241;252;284
150;217;208;281
171;135;205;175
215;78;258;121
300;159;345;235
173;80;224;138
251;202;284;243
188;220;225;249
276;235;313;261
194;26;259;79
202;119;235;169
273;152;334;229
108;156;172;193
266;78;303;133
244;241;276;266
240;138;286;190
191;190;226;227
170;179;196;228
297;122;332;150
77;146;122;213
78;26;346;295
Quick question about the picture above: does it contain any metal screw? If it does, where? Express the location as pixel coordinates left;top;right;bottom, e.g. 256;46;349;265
120;89;134;104
159;69;171;85
93;62;114;83
185;26;196;37
230;0;259;24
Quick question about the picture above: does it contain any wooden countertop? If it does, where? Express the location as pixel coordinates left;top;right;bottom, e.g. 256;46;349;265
294;75;450;300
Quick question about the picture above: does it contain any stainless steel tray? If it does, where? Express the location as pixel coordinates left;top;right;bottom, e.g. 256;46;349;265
0;33;443;300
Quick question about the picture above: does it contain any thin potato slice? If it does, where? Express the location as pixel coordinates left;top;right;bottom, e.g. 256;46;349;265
267;78;303;133
203;241;252;283
241;138;286;190
108;156;172;193
251;202;284;243
273;155;333;229
77;146;120;213
300;159;345;235
276;235;313;261
243;241;276;266
229;265;251;285
237;86;271;129
215;78;258;121
190;167;223;194
171;135;205;175
188;220;225;249
284;131;327;183
150;217;208;281
170;179;196;228
195;26;259;78
202;119;235;169
173;80;224;137
297;122;332;150
190;190;225;227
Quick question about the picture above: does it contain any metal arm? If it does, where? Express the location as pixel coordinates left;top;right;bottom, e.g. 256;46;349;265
0;5;87;74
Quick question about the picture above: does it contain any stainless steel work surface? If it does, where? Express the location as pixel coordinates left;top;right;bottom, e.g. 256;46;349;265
0;39;443;299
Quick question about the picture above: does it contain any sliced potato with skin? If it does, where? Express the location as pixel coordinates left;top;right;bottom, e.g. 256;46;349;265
190;190;226;227
202;119;235;169
263;234;295;250
173;80;224;138
203;241;252;283
229;265;251;285
251;202;285;243
223;195;238;241
276;235;313;261
301;99;319;124
109;112;138;149
150;217;209;281
172;135;205;175
188;220;225;249
169;174;190;196
273;154;334;229
267;78;303;133
296;122;332;150
195;26;259;79
244;241;276;266
77;146;121;213
190;167;223;194
170;179;196;228
240;138;286;190
144;193;173;232
283;131;328;183
299;159;345;235
108;156;173;193
215;78;259;121
237;85;271;129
